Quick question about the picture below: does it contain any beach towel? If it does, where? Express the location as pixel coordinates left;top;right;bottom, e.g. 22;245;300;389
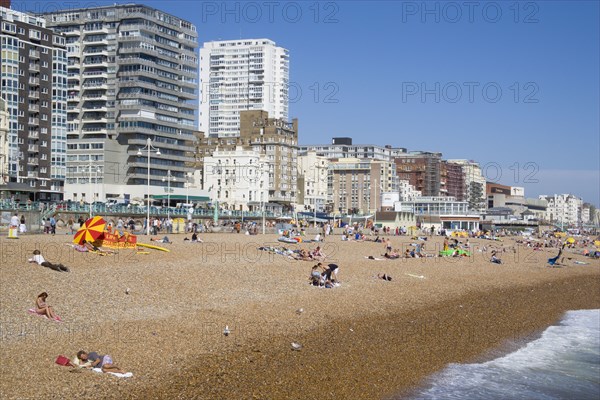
92;368;133;378
28;308;62;322
364;256;383;261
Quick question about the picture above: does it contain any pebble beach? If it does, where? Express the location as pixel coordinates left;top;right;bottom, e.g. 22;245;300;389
1;232;599;399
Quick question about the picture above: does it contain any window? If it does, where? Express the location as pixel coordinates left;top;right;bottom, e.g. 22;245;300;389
2;22;16;33
29;30;41;40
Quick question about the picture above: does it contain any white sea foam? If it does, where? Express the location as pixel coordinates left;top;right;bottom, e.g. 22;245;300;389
406;309;600;400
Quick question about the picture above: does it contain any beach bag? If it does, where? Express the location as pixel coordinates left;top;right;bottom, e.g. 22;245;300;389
55;355;72;366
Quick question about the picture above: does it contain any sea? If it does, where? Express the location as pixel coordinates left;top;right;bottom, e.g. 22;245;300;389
404;309;600;400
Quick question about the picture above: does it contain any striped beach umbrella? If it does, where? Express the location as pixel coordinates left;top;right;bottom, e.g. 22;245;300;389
73;216;106;244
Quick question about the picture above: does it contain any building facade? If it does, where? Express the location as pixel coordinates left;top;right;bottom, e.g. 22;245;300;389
0;98;8;189
199;39;289;138
1;6;67;201
202;146;268;211
539;194;583;226
296;150;328;212
42;4;198;203
299;137;406;162
442;160;465;200
446;159;486;211
329;157;398;215
394;151;442;196
195;110;298;209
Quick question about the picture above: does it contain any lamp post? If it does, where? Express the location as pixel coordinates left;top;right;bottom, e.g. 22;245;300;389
94;166;100;209
162;169;174;222
260;164;266;235
137;138;161;235
185;172;192;206
374;178;379;228
88;158;93;218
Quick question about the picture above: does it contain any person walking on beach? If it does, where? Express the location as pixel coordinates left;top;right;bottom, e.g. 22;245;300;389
49;216;56;235
19;215;27;233
384;238;392;253
34;292;61;321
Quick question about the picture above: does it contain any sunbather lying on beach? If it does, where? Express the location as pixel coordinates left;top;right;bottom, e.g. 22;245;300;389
151;236;172;244
82;240;116;254
75;351;126;374
28;250;69;272
377;273;392;281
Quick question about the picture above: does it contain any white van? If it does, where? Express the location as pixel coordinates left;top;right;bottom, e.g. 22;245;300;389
107;199;129;208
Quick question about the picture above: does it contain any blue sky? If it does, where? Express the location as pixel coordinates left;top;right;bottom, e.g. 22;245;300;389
12;0;600;205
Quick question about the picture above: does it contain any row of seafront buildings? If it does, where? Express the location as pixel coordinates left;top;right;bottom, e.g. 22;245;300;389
0;2;597;229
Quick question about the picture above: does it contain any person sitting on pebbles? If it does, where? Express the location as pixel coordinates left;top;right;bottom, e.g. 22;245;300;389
35;292;62;321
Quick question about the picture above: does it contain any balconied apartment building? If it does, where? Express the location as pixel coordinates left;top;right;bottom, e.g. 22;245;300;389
42;4;198;202
299;137;407;162
199;39;289;138
1;6;67;201
0;98;8;188
194;110;298;210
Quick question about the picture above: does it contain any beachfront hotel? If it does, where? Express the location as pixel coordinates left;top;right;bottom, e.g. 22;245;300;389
201;145;268;212
40;4;199;203
0;5;67;202
199;39;289;138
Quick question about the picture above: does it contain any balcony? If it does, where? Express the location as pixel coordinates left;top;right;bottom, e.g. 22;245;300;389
27;157;39;165
29;63;40;72
29;77;40;85
28;130;39;139
29;49;40;59
28;117;39;125
28;91;40;99
27;171;39;178
29;104;40;112
27;144;39;153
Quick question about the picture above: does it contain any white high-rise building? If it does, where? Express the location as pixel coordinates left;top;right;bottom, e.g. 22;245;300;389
199;39;289;138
